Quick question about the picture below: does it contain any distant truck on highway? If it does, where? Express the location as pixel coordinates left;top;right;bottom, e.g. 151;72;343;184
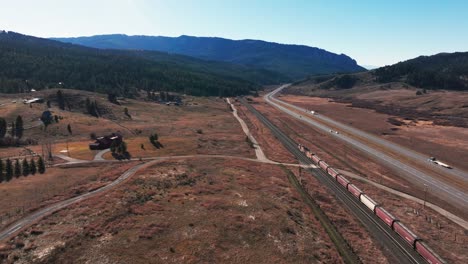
428;157;452;169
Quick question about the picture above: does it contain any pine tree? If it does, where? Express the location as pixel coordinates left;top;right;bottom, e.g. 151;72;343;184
38;156;46;174
0;159;4;183
5;159;13;182
15;115;24;139
67;124;72;135
10;121;15;137
14;159;21;178
30;158;37;175
57;90;65;110
22;159;30;176
0;118;6;138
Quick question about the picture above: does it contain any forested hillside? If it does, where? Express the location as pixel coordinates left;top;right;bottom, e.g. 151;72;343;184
0;31;286;96
374;52;468;91
53;34;366;79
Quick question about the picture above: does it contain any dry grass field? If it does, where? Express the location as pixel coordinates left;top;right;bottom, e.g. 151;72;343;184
1;158;344;263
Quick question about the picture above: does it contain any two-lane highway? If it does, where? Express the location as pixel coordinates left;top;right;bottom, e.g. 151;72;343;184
264;85;468;213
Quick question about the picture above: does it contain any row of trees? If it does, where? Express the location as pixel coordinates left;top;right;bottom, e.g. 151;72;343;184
0;157;46;183
0;116;24;139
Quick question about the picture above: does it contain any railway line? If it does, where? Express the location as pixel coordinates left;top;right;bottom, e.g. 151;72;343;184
240;98;426;264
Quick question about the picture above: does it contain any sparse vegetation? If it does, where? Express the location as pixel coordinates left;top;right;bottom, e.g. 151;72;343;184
110;140;131;160
38;156;46;174
149;133;163;149
57;90;66;110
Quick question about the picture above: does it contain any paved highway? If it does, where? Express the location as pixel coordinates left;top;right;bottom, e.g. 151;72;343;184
273;86;468;182
265;85;468;212
241;98;425;264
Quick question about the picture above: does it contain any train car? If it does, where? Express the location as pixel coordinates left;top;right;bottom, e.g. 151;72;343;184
336;174;350;188
375;206;398;228
311;155;321;165
360;194;378;212
347;184;363;199
393;222;419;247
327;167;340;179
306;151;313;159
318;160;329;171
415;241;446;264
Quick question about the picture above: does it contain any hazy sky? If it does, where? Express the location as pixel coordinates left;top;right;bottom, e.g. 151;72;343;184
1;0;467;66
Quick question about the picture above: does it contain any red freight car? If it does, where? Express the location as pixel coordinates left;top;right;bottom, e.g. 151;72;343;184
319;160;329;171
375;207;398;227
311;155;321;164
347;184;363;198
336;174;350;188
327;167;340;178
415;241;446;264
393;222;419;247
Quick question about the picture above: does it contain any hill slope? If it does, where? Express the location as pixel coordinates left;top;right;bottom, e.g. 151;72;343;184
52;34;366;79
286;52;468;127
374;52;468;90
0;31;287;96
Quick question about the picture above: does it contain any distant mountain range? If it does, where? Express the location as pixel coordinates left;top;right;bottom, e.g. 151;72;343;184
52;34;366;79
0;31;287;96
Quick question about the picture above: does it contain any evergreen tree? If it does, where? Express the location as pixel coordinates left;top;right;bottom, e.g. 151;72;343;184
10;121;15;137
0;159;4;183
67;124;72;135
5;159;13;182
15;115;24;139
0;118;6;138
14;159;21;178
38;156;46;174
30;158;37;175
22;159;30;176
57;90;65;110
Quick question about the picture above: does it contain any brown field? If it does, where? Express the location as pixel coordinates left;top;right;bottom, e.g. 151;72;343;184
1;158;344;263
1;89;255;162
0;162;137;230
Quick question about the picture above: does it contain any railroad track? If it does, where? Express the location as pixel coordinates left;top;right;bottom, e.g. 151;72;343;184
240;98;426;264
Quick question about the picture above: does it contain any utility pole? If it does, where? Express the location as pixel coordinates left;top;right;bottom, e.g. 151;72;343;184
423;184;428;208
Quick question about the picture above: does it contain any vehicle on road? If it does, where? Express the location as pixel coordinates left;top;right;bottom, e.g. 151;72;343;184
428;157;452;169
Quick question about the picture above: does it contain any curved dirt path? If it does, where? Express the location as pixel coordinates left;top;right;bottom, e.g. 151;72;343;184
339;169;468;230
0;161;153;242
54;153;86;164
94;148;110;161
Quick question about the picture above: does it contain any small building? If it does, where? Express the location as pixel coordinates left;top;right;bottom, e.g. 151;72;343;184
89;133;123;150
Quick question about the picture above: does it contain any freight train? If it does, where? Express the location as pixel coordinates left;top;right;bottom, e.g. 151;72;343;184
297;144;446;264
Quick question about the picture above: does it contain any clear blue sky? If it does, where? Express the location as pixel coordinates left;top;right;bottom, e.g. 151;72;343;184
1;0;467;66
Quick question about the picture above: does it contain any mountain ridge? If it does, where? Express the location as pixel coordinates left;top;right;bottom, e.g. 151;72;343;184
52;34;366;79
0;31;287;96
